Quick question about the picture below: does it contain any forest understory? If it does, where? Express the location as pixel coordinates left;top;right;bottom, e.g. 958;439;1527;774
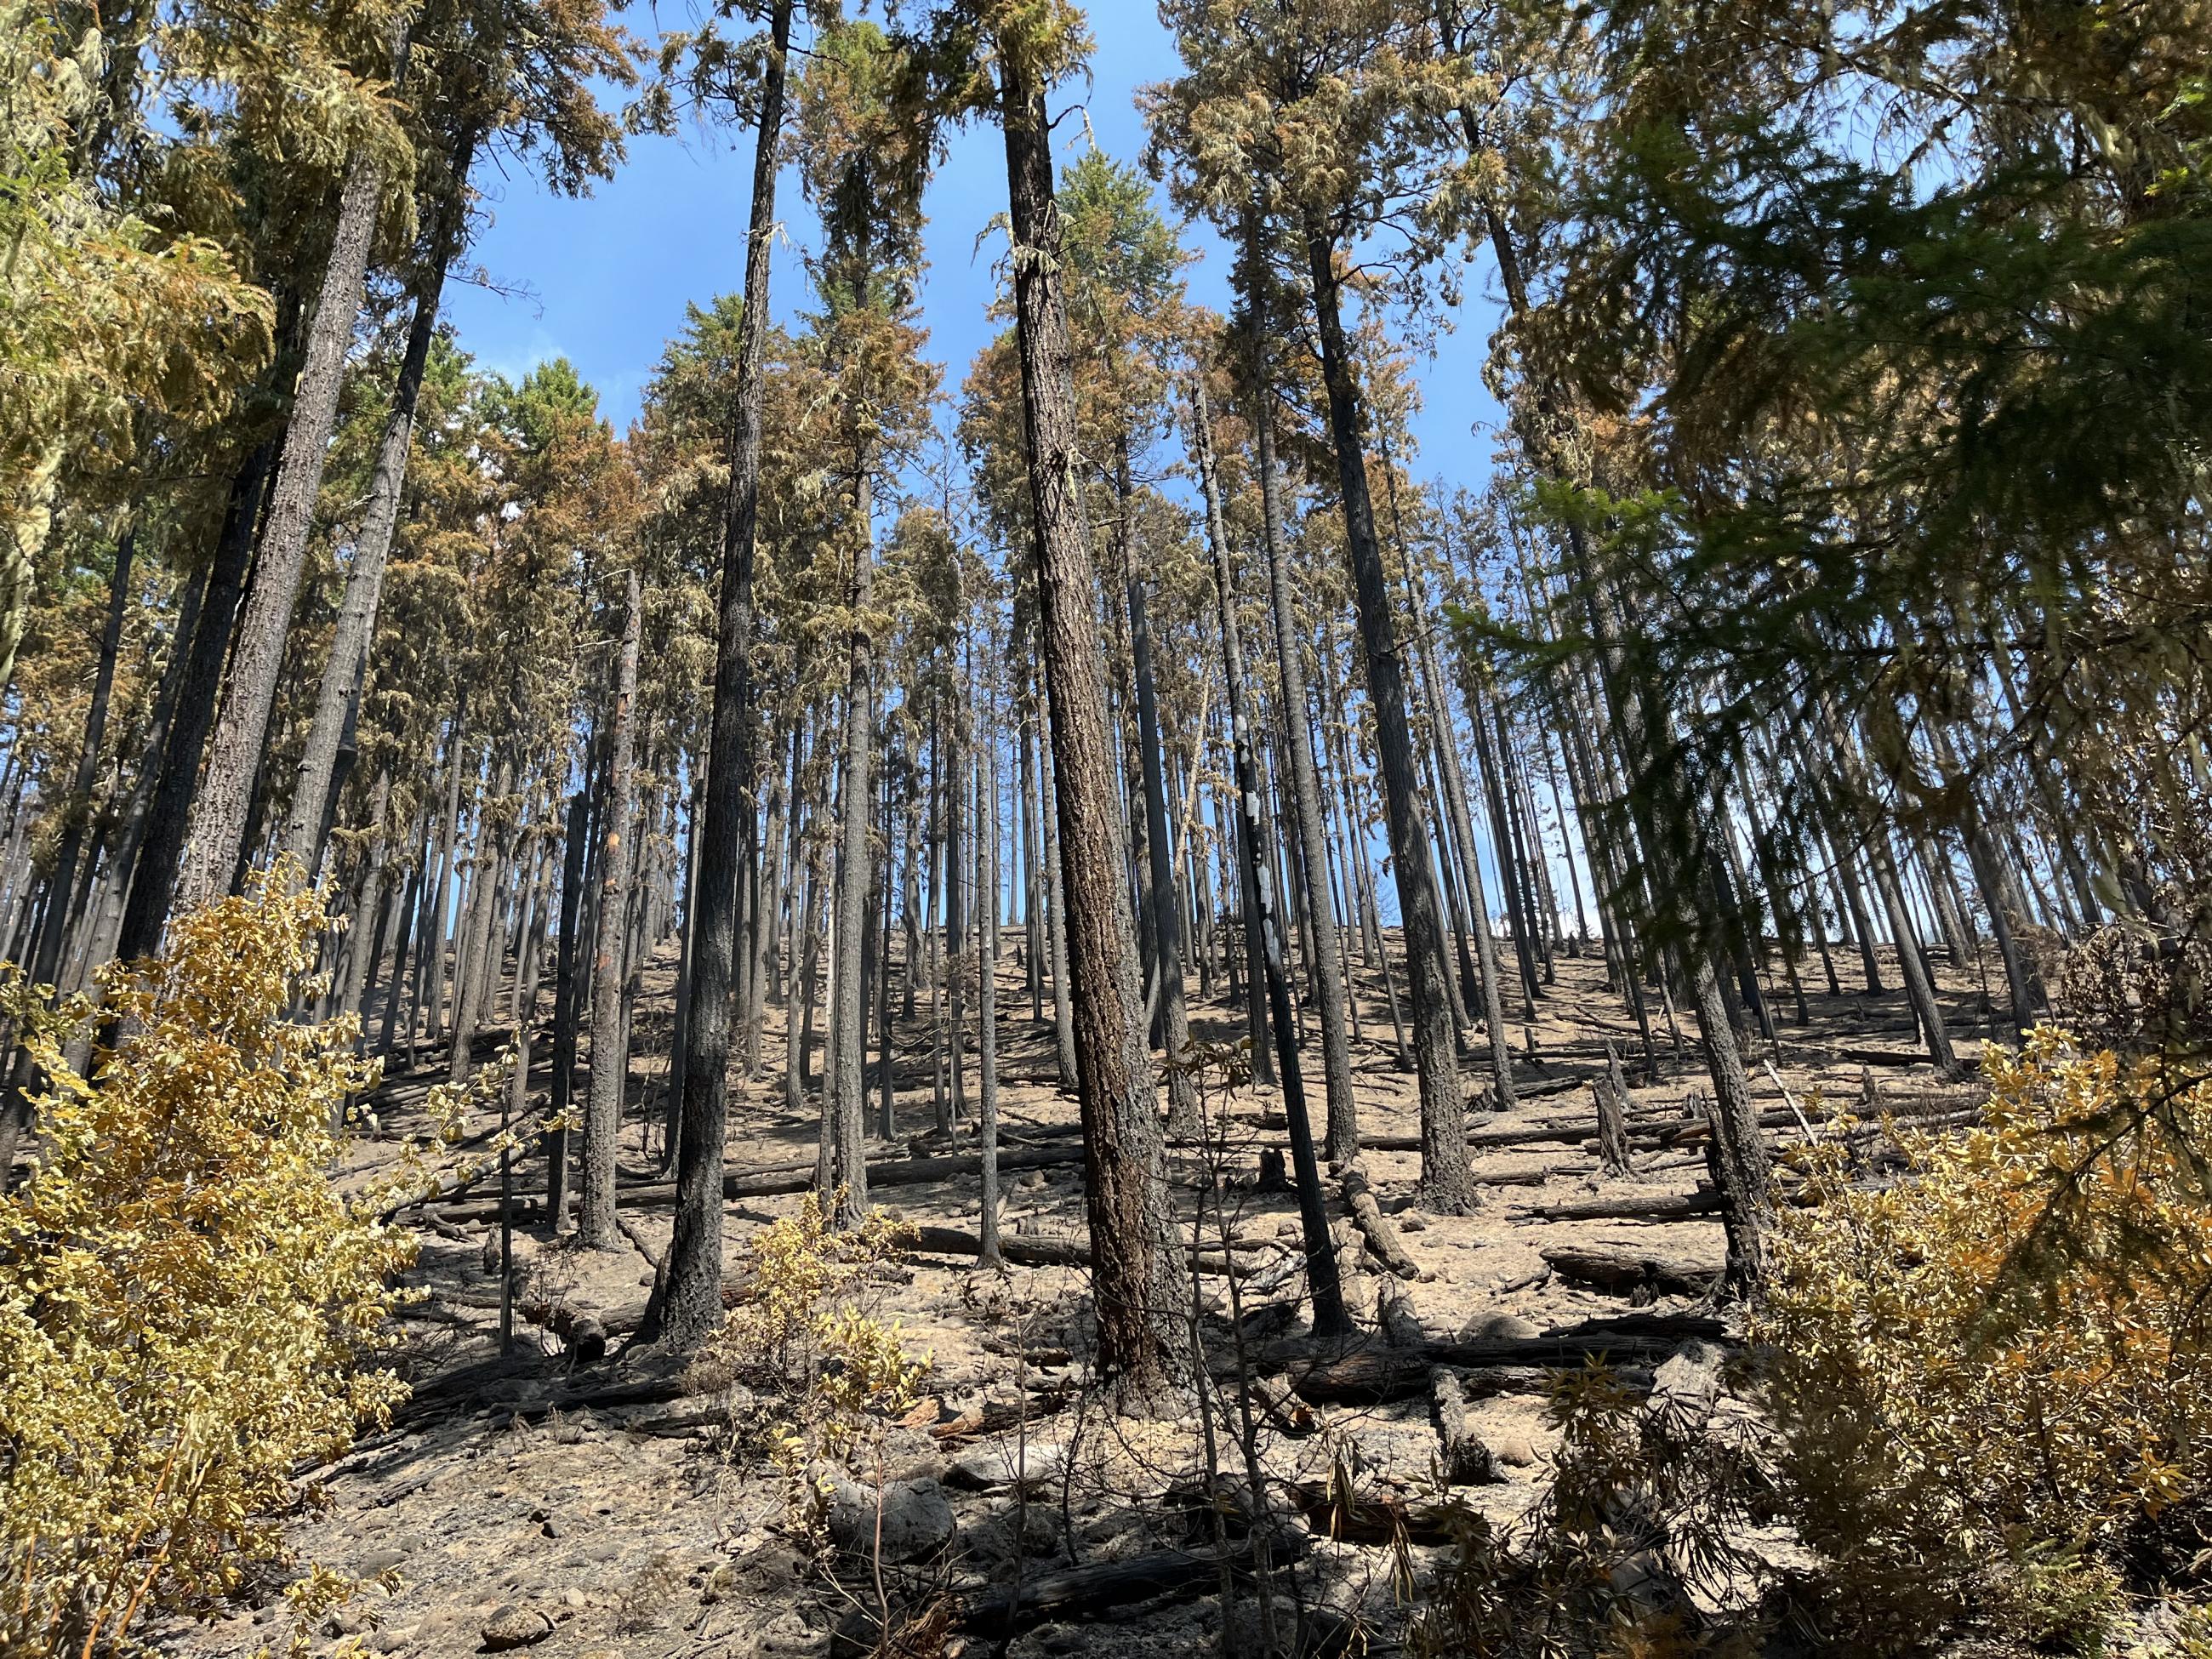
8;0;2209;1653
148;933;2015;1659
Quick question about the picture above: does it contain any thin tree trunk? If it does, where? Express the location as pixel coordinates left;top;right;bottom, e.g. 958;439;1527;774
946;670;967;1127
1119;438;1197;1128
977;655;1005;1268
422;717;469;1046
337;770;396;1025
29;526;134;984
1194;376;1350;1343
546;786;590;1229
662;784;702;1172
450;757;514;1084
1301;213;1469;1212
0;522;132;1159
640;0;791;1351
374;830;423;1055
1408;584;1519;1103
829;450;876;1225
579;570;642;1249
876;748;898;1139
998;55;1179;1394
1021;698;1041;1021
1227;339;1361;1162
1038;710;1080;1092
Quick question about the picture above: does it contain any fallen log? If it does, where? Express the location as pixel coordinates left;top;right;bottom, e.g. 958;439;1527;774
1287;1314;1720;1405
516;1298;608;1363
906;1224;1269;1278
1403;1109;1782;1154
1342;1166;1426;1280
1428;1368;1493;1485
1245;1080;1586;1142
927;1390;1074;1443
425;1142;1088;1225
1835;1044;1964;1069
386;1353;571;1430
951;1532;1306;1636
1514;1189;1721;1223
499;1374;698;1422
621;1402;728;1439
1541;1243;1720;1302
1469;1074;1583;1105
710;1142;1093;1199
1297;1360;1578;1406
1278;1132;1592;1177
909;1224;1086;1268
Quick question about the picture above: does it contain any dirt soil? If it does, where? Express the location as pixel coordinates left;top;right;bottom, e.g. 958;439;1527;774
149;933;1998;1659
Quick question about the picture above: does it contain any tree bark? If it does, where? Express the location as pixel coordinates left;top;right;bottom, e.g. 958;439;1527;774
976;661;1005;1270
29;525;134;985
829;450;876;1227
1119;439;1197;1128
338;771;397;1027
177;148;389;909
1300;214;1469;1212
579;569;642;1249
1038;710;1080;1092
1402;563;1518;1103
1233;308;1361;1164
997;56;1179;1395
0;530;135;1164
546;785;590;1226
639;0;791;1352
112;435;274;960
1189;375;1351;1344
662;788;703;1171
449;757;514;1084
420;713;469;1046
278;129;478;876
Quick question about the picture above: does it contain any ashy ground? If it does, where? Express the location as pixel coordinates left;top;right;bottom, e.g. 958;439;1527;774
151;932;1997;1659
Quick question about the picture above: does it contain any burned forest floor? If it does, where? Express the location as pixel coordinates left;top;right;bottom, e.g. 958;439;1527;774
153;934;2009;1659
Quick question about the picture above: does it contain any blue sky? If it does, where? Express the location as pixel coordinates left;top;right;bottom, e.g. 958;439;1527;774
442;7;1508;487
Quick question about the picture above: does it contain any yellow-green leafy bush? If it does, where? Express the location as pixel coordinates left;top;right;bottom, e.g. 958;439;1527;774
0;874;413;1656
709;1195;928;1514
1758;1028;2212;1649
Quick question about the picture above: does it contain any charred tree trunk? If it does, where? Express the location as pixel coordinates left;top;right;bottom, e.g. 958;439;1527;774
1119;438;1197;1129
113;434;275;961
579;570;642;1250
997;54;1180;1394
1230;297;1361;1163
1191;377;1350;1343
278;128;478;876
640;0;791;1353
1301;213;1469;1212
177;133;393;909
829;450;876;1227
977;660;1005;1270
546;786;590;1228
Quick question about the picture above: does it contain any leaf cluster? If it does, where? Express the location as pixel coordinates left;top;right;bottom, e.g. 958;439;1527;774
0;868;413;1656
